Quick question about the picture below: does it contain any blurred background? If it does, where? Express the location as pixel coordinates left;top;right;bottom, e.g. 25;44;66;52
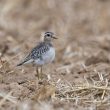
0;0;110;41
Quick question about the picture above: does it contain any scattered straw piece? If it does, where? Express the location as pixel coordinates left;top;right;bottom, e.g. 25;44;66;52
0;91;17;107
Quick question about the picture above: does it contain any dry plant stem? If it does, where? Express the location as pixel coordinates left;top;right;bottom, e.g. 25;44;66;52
64;85;110;94
62;97;89;100
84;98;108;104
0;91;13;107
101;79;108;100
0;92;17;104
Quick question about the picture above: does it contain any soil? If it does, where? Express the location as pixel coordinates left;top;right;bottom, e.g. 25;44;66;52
0;0;110;110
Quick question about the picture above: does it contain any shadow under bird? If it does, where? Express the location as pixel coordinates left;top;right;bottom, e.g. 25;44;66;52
17;32;57;79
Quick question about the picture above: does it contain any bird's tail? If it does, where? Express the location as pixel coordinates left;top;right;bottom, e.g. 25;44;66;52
17;61;25;66
17;55;32;66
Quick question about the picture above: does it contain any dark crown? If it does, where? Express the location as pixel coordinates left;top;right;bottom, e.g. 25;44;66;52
45;32;54;37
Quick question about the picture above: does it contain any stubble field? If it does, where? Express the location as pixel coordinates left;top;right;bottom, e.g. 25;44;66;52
0;0;110;110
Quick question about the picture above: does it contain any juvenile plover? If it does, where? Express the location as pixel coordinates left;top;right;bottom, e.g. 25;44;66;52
17;32;57;79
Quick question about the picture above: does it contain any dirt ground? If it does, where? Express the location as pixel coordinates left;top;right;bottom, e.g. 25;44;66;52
1;0;110;110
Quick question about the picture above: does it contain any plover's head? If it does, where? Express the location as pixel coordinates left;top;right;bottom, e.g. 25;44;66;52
44;32;57;42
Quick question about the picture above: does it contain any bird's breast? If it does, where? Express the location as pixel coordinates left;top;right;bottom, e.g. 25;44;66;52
34;47;55;65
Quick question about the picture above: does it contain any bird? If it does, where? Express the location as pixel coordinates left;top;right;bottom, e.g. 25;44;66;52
17;32;57;80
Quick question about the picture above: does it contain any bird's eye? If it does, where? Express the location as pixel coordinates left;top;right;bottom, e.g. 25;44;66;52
47;34;50;37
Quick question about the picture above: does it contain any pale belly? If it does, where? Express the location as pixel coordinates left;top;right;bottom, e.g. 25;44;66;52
34;47;55;66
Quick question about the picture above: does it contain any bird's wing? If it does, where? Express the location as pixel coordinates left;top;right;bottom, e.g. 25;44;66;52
30;42;49;59
17;42;50;66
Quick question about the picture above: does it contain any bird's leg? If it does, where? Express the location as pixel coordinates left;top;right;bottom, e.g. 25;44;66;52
36;66;40;80
36;66;43;80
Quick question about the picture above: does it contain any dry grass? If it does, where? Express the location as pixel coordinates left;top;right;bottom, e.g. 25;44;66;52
0;0;110;110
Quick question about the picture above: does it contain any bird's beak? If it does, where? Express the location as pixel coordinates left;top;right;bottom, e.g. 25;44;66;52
52;36;58;39
52;34;58;39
